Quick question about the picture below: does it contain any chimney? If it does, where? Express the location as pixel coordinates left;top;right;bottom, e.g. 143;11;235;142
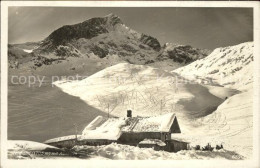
127;110;132;118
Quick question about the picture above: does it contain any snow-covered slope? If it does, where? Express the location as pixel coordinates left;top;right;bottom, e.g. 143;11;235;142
172;42;254;158
201;89;253;158
53;62;224;119
176;89;253;159
174;42;254;91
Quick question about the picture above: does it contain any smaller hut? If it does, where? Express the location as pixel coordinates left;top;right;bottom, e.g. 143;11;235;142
166;138;190;152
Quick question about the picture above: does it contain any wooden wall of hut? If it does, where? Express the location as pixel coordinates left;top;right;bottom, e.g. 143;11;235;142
46;139;116;148
78;139;116;146
170;117;181;133
47;139;77;149
118;132;162;145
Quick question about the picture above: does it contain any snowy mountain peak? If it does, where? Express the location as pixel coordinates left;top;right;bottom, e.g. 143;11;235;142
104;13;123;26
105;13;120;19
37;14;124;51
105;13;118;17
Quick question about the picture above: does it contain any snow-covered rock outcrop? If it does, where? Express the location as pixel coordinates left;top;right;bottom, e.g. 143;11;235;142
157;43;211;64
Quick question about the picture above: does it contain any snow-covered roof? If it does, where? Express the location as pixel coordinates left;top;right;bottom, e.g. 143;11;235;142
45;113;177;143
80;117;126;141
81;116;105;132
80;113;176;141
122;113;176;132
139;139;166;147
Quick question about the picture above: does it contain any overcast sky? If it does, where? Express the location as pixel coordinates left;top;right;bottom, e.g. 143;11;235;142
8;7;253;49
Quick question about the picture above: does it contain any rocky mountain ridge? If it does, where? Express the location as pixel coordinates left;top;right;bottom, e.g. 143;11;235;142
9;13;210;71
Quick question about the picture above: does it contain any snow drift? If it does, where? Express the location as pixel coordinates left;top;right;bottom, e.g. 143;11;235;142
72;143;244;160
8;140;63;159
7;141;244;160
8;140;60;151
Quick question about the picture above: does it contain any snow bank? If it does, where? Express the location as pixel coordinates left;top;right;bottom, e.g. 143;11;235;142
73;143;244;160
8;140;60;151
8;140;66;159
8;141;244;160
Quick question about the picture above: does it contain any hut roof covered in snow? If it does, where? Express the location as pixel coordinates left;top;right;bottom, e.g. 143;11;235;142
122;113;177;132
80;117;126;141
80;112;179;141
44;113;180;143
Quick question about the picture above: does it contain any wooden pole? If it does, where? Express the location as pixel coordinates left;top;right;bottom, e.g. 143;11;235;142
107;103;110;118
160;99;162;115
74;123;78;144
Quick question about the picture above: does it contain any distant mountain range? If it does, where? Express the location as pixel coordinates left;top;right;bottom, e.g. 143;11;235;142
8;13;211;71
